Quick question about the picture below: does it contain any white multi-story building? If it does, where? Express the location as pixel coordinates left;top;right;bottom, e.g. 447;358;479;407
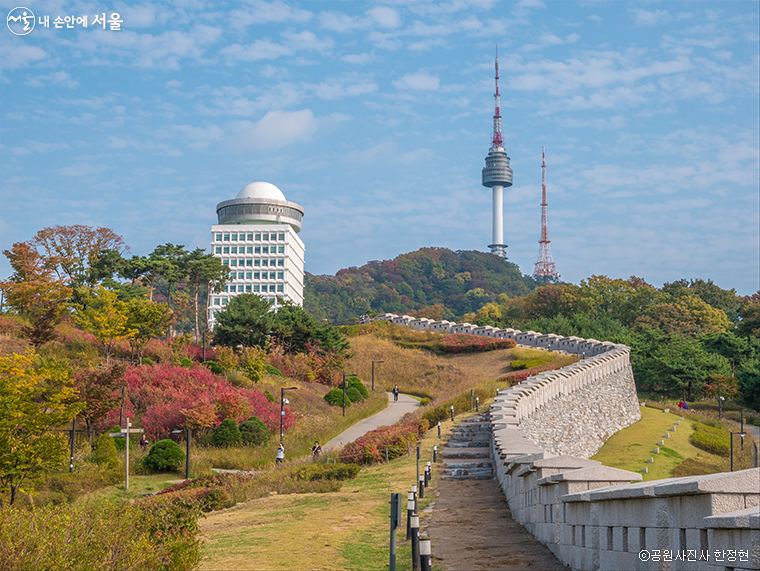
208;182;305;327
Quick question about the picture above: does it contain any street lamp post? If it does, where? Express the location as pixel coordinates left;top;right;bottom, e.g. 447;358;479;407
718;388;724;419
730;431;747;471
372;361;384;391
342;373;357;417
280;387;298;444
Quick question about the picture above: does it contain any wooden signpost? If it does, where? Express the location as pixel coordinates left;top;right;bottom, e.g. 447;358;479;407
109;417;144;491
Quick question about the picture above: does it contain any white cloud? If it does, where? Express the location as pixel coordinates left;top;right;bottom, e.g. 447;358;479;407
632;8;673;27
340;52;374;65
57;162;110;176
2;42;46;70
25;71;79;88
228;1;312;29
229;109;318;150
221;39;291;62
166;79;183;88
367;6;401;29
392;71;440;90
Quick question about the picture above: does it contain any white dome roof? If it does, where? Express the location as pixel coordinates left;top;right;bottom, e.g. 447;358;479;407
236;181;286;201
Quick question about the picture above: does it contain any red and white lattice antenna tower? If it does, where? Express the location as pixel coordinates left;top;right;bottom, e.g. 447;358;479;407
491;45;503;148
532;146;560;280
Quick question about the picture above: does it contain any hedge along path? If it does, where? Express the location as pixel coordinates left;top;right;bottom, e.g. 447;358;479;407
322;393;419;451
199;416;448;571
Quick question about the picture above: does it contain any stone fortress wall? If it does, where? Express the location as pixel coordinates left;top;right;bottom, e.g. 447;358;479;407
377;313;760;571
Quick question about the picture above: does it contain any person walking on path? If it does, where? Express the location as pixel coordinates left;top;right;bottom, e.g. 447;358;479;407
139;435;148;452
393;385;399;402
311;441;322;458
276;443;285;465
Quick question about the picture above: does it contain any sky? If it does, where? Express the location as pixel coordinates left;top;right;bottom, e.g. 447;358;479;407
1;0;758;295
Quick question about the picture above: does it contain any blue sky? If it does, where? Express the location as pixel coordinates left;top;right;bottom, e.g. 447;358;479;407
2;0;758;295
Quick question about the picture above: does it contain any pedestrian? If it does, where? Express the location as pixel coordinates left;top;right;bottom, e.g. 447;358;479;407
311;440;322;458
276;443;285;465
683;401;689;410
393;385;399;402
678;400;684;409
139;435;148;452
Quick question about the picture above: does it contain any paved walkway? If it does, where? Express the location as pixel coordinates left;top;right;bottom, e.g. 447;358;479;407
323;392;419;450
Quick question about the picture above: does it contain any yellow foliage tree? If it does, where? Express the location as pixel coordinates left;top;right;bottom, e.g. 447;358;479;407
674;295;730;333
74;286;135;365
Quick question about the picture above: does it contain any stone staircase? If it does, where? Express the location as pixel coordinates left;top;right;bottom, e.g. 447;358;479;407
442;413;493;480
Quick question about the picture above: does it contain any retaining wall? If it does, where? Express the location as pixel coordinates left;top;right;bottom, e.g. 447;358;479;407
378;313;760;570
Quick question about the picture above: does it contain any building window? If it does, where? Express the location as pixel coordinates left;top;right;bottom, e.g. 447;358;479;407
215;247;222;254
229;272;235;279
214;298;220;305
246;272;252;279
231;234;237;241
246;285;251;292
222;298;228;305
278;233;285;241
254;272;260;279
231;246;237;254
222;260;229;266
277;259;284;266
247;246;253;253
262;246;269;254
268;272;275;279
277;272;284;279
224;234;230;241
271;285;277;292
255;233;261;240
247;234;253;241
239;259;244;266
270;259;276;266
277;285;284;292
253;285;260;292
254;246;261;254
230;260;237;266
278;246;284;253
223;247;229;254
263;233;269;240
216;234;222;241
246;259;252;266
238;285;244;292
262;260;268;266
254;260;260;266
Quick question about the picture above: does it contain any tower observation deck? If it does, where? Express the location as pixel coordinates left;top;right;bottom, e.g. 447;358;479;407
482;47;513;259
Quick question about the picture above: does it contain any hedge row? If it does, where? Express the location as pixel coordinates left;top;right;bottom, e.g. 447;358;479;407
689;422;730;457
438;334;516;353
339;420;426;465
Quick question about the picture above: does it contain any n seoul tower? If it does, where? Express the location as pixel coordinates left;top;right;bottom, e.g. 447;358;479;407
481;47;513;259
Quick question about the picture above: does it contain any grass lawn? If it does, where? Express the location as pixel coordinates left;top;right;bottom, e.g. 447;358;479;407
84;473;182;502
591;406;722;481
198;416;460;571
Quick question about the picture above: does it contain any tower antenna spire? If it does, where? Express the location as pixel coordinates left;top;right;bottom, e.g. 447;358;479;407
532;146;560;280
482;45;512;259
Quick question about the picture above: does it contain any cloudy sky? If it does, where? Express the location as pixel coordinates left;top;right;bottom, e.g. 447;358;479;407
1;0;758;295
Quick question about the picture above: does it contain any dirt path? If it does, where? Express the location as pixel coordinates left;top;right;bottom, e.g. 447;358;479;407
426;479;568;571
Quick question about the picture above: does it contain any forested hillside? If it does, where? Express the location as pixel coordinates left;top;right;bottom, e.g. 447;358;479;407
304;247;542;323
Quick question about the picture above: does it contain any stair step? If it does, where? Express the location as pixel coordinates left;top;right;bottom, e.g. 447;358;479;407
446;441;490;448
443;460;492;470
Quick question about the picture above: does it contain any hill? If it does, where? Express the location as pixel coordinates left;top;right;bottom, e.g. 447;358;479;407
304;247;541;324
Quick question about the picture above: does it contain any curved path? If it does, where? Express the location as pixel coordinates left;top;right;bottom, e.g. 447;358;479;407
323;392;419;451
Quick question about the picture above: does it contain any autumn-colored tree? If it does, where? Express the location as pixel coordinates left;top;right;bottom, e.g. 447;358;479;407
30;225;126;286
1;242;73;347
0;352;84;505
74;286;135;365
737;293;760;338
215;346;238;372
124;298;173;362
181;398;217;432
73;364;126;444
580;275;633;315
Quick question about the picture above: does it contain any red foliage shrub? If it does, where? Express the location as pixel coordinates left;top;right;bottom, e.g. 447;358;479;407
339;420;425;465
95;364;294;440
0;314;25;338
267;341;344;384
186;344;217;362
143;338;172;363
497;364;556;385
439;334;516;353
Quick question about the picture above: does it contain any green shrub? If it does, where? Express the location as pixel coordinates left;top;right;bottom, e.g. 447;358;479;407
347;377;369;399
292;463;361;481
91;434;118;470
105;426;135;451
180;357;193;368
672;457;723;477
690;423;730;456
239;416;269;446
266;365;284;377
419;398;431;406
264;390;276;403
143;439;186;472
346;387;363;403
324;388;349;407
212;419;242;447
140;357;154;366
202;361;223;375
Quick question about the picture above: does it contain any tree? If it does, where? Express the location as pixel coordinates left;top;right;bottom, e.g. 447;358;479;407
699;332;754;377
213;294;273;348
30;225;127;286
186;249;229;338
150;243;189;309
73;364;126;444
580;275;633;315
737;293;760;338
0;352;84;505
125;298;173;362
74;286;135;365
